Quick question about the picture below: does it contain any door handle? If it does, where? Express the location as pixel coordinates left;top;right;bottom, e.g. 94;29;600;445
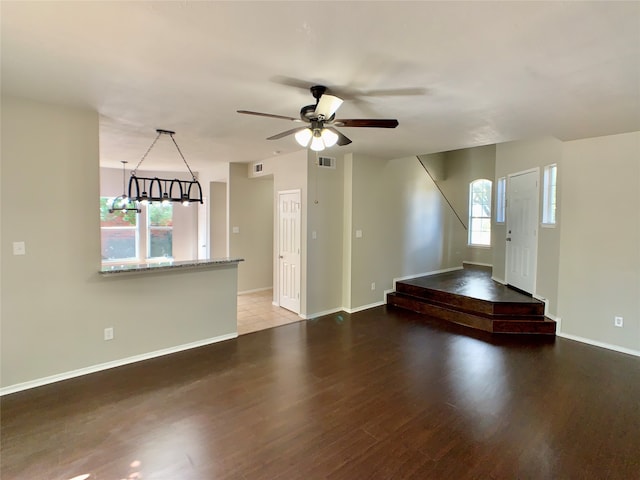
279;255;283;259
506;237;512;242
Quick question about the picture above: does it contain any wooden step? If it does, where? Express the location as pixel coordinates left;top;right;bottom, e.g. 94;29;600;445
387;292;493;332
395;282;545;316
387;265;557;337
387;292;556;335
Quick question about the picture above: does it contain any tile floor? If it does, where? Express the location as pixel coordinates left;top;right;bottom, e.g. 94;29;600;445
237;289;302;335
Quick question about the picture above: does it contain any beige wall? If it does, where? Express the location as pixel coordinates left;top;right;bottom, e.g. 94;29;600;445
342;154;354;309
99;166;199;261
558;132;639;352
306;153;344;315
228;163;273;292
493;137;563;315
421;145;496;265
345;154;467;309
1;97;238;390
195;163;229;260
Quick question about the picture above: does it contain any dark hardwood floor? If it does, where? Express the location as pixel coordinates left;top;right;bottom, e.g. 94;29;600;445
2;306;639;479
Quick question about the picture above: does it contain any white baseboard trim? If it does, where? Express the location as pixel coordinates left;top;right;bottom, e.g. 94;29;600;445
556;332;640;358
0;332;238;396
491;276;507;285
344;301;386;314
392;266;462;290
300;307;343;320
545;312;560;322
463;261;493;268
304;298;390;318
238;286;273;295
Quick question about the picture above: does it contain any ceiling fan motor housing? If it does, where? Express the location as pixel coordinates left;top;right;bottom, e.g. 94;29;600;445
310;85;327;100
300;104;336;123
300;104;317;121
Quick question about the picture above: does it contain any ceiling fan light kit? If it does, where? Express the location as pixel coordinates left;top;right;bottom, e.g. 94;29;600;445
295;126;339;151
238;85;399;152
294;128;313;146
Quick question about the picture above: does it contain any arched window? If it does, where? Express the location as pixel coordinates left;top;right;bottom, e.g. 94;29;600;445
469;179;492;246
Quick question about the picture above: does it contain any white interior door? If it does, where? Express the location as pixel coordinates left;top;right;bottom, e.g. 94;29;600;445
506;169;539;294
278;190;301;313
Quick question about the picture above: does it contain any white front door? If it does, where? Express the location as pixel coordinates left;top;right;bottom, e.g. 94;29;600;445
278;190;301;313
506;169;539;294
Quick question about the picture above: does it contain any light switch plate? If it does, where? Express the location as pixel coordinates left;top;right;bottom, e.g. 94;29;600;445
355;230;363;238
232;226;240;234
13;241;26;255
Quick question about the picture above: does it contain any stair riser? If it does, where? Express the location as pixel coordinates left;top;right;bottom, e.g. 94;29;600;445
387;293;556;335
388;293;493;332
493;321;556;334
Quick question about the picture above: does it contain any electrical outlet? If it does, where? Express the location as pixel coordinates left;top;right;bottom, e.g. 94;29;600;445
104;327;114;340
614;316;623;328
371;282;376;291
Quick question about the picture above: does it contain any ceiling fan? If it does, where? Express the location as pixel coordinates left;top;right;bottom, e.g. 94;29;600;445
237;85;399;151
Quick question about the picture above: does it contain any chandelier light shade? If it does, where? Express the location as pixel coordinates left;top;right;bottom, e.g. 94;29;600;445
320;128;339;147
109;161;141;213
310;131;324;152
126;129;203;207
294;128;313;147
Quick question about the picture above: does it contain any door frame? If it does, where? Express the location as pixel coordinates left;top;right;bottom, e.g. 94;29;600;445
275;189;301;313
197;195;209;260
505;167;540;294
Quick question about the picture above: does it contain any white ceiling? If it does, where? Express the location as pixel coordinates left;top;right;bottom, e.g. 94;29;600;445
2;1;639;171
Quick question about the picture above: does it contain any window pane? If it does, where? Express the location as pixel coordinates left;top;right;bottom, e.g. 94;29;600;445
149;203;173;227
101;228;137;260
147;203;173;259
469;179;492;246
543;164;557;225
472;204;485;217
496;177;506;223
149;228;173;258
100;197;138;227
100;197;138;260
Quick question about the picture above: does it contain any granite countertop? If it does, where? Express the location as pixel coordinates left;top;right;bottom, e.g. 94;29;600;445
99;258;244;275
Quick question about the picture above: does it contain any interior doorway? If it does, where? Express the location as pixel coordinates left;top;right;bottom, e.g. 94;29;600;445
237;289;301;335
277;189;301;313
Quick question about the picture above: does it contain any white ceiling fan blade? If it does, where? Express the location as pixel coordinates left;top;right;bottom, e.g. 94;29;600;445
314;94;343;118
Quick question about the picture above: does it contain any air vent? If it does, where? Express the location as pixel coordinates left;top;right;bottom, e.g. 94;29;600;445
317;156;335;169
253;162;264;174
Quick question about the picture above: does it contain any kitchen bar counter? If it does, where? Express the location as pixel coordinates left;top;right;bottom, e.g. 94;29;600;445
99;258;244;275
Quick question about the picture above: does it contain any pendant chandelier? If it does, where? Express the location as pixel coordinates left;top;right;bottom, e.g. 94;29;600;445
108;160;141;213
109;129;203;213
